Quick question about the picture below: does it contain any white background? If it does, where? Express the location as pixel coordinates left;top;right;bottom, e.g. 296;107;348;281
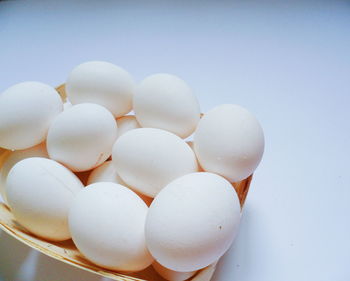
0;1;350;280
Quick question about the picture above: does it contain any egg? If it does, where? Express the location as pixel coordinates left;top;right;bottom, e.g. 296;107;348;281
0;81;63;150
66;61;134;117
112;128;198;197
133;73;200;138
194;104;264;182
6;157;83;241
116;115;141;139
47;103;118;172
186;141;203;172
145;172;241;272
87;160;153;206
0;142;48;204
87;160;124;186
68;182;154;272
152;261;197;281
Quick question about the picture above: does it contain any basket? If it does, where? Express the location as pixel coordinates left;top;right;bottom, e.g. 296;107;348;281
0;84;252;281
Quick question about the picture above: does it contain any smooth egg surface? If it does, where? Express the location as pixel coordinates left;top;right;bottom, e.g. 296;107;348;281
0;81;63;150
6;157;83;241
152;261;197;281
66;61;134;117
133;73;200;138
145;172;241;272
194;104;264;182
186;141;203;172
0;142;48;204
87;160;125;186
47;103;118;172
68;182;154;272
112;128;198;197
116;115;141;139
87;160;153;206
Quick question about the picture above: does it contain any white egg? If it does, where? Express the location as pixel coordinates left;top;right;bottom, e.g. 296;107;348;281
87;160;153;206
116;115;141;139
47;103;118;172
66;61;134;117
68;182;154;272
0;81;63;150
112;128;198;197
194;104;264;182
133;73;200;138
145;172;241;272
186;141;203;172
152;261;197;281
87;160;124;186
0;142;48;204
6;157;83;241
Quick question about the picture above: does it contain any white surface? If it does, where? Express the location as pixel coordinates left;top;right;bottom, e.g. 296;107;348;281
47;103;118;171
113;128;198;197
0;81;62;150
116;116;141;139
6;157;83;241
66;61;134;117
145;172;241;272
87;161;125;186
133;73;200;138
68;183;153;272
0;0;349;281
0;142;48;204
152;261;197;281
194;104;264;182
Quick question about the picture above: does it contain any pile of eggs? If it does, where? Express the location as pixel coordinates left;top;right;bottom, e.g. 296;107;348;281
0;61;264;281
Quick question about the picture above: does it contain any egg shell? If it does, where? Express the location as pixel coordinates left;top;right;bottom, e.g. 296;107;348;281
186;141;203;172
194;104;264;182
47;103;118;172
0;81;63;150
87;160;124;185
145;172;241;272
6;157;84;241
152;261;197;281
133;73;200;138
68;182;154;272
0;142;48;204
66;61;134;117
112;128;198;198
87;161;153;206
116;115;141;139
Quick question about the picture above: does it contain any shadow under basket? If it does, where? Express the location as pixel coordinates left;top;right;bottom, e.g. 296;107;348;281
0;84;253;281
